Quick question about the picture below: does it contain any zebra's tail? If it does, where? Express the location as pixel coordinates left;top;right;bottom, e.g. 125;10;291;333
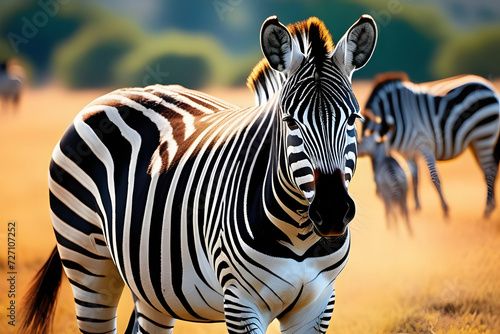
20;246;63;334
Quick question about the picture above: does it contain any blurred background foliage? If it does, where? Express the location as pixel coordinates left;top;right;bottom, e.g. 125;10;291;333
0;0;499;89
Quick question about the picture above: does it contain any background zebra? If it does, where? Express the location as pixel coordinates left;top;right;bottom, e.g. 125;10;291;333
22;14;377;334
361;72;500;217
0;61;22;112
358;134;412;235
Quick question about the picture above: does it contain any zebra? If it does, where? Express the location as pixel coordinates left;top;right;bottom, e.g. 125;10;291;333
22;15;377;334
361;72;500;218
358;135;412;235
0;61;22;112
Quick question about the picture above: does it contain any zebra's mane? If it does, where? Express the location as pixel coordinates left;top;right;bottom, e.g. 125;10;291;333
247;17;334;105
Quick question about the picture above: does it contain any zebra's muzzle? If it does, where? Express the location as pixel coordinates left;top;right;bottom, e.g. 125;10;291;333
308;169;355;236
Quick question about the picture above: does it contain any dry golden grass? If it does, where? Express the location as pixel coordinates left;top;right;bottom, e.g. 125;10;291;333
0;82;499;333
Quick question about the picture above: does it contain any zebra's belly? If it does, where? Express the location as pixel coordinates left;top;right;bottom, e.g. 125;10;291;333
108;209;224;322
122;253;226;322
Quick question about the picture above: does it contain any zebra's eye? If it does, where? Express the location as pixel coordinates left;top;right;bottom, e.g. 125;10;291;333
283;115;299;130
347;113;363;126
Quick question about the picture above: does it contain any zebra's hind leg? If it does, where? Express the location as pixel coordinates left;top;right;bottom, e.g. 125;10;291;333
383;198;394;231
407;159;421;211
133;298;175;333
399;195;413;236
57;243;125;333
483;164;497;218
125;308;138;334
471;142;499;218
419;147;449;217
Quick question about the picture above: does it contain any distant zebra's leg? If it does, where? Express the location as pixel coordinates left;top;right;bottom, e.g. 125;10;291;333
12;92;20;112
471;141;499;218
485;165;499;218
420;147;449;216
407;159;421;211
383;198;394;230
0;96;6;112
134;299;175;334
400;195;413;236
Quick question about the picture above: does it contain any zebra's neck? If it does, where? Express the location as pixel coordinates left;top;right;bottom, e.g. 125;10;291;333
247;95;320;256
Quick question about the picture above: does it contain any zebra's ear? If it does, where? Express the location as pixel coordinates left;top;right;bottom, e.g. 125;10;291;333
260;16;303;74
333;15;377;81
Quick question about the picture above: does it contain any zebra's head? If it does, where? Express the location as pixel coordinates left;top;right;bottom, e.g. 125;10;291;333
359;73;409;156
259;16;377;236
358;107;385;157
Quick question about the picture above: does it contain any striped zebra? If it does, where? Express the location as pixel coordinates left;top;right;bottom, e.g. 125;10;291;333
358;135;411;235
361;72;500;217
22;15;377;334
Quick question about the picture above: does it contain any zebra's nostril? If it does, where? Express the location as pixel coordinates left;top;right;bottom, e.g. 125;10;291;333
308;208;323;226
343;198;356;224
308;169;356;236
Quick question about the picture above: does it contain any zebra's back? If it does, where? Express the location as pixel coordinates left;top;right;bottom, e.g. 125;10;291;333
372;76;500;161
422;77;499;160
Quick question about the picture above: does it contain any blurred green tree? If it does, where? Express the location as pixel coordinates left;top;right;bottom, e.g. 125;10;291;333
0;0;88;81
115;31;258;89
53;16;143;88
433;26;500;79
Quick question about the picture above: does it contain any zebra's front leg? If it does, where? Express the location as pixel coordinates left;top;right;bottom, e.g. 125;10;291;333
132;298;176;333
420;146;449;216
407;159;421;211
223;285;268;334
279;288;336;334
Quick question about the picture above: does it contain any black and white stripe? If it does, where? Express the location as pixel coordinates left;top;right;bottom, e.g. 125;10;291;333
22;15;377;334
358;136;411;234
361;73;500;217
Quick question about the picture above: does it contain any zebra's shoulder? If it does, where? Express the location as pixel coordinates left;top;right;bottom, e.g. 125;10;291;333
79;84;238;121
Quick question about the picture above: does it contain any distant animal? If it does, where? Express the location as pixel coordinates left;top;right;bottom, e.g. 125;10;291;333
21;14;377;334
362;72;500;217
358;134;412;235
0;61;22;112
